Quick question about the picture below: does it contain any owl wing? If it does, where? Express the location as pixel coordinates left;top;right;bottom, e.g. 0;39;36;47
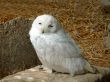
53;41;82;58
43;34;83;58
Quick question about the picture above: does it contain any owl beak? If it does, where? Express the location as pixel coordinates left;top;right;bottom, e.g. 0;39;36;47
42;30;44;33
41;28;44;33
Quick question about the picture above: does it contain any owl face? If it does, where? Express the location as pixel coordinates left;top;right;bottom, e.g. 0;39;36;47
31;14;61;34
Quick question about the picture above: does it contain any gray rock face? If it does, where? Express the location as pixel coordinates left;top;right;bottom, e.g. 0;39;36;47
100;0;110;5
0;17;41;79
105;23;110;49
100;0;110;13
0;66;102;82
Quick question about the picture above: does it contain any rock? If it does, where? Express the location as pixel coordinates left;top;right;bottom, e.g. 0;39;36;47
100;0;110;6
96;74;110;82
105;23;110;49
0;17;41;79
100;0;110;13
0;66;102;82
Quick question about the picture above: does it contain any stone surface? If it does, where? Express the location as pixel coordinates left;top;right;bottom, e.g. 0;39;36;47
0;66;103;82
100;0;110;13
100;0;110;5
0;17;41;79
105;23;110;49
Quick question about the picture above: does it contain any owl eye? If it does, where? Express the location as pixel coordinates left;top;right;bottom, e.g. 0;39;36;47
39;23;42;25
48;25;53;28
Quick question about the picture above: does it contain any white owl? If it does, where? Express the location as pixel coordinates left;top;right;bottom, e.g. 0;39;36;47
29;14;96;76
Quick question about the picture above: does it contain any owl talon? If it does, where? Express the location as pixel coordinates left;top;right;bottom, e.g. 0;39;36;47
70;73;75;77
37;65;43;70
43;67;53;73
37;65;53;73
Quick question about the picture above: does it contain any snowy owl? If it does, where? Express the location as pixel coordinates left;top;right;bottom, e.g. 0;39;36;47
29;14;96;76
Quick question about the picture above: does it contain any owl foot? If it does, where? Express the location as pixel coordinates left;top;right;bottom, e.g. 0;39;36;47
43;67;53;73
37;65;44;69
37;65;53;73
69;71;75;76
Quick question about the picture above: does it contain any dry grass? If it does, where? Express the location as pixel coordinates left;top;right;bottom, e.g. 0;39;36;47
0;0;110;67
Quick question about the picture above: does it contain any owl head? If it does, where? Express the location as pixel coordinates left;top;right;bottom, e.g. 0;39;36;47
30;14;63;36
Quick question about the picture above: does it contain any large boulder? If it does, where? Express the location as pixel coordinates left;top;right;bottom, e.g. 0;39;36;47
100;0;110;13
0;66;103;82
0;17;41;79
105;23;110;49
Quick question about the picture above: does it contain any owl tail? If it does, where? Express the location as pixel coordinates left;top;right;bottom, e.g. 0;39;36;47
92;65;110;75
85;61;110;76
84;61;97;74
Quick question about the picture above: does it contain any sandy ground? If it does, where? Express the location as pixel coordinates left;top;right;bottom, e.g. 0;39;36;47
0;0;110;67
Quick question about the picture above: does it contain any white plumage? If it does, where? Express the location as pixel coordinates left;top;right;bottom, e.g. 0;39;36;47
29;14;96;76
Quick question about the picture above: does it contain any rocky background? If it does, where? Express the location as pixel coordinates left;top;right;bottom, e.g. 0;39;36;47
0;0;110;79
0;17;41;79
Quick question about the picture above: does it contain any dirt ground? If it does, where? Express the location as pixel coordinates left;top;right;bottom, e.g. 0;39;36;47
0;0;110;67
